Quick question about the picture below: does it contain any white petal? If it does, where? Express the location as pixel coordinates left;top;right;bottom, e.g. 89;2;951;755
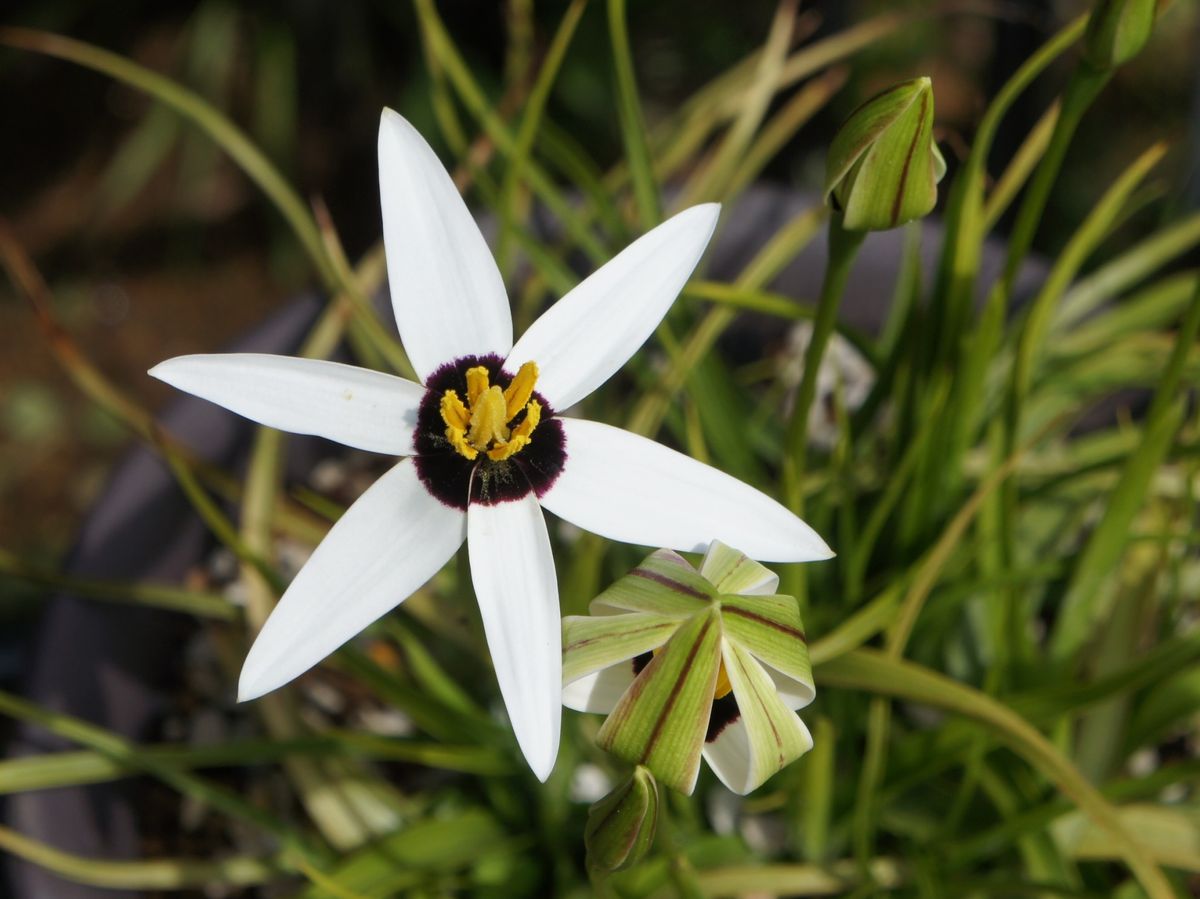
239;460;464;700
702;712;755;795
506;204;719;411
379;109;512;380
541;419;833;563
150;354;424;455
764;665;816;711
562;662;637;714
703;710;813;796
703;641;814;795
467;496;561;781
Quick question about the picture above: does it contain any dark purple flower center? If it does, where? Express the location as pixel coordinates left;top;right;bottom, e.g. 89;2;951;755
413;354;565;510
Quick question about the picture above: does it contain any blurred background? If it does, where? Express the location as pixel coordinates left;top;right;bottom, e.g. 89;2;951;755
0;2;1198;892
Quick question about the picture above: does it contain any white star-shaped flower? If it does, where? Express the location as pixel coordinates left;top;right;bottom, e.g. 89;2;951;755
150;109;832;781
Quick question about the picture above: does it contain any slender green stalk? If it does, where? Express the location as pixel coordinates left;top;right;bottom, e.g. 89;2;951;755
982;100;1061;233
799;715;836;862
0;826;284;891
998;66;1111;297
782;215;865;511
930;15;1087;369
497;0;589;274
607;0;660;226
0;549;236;620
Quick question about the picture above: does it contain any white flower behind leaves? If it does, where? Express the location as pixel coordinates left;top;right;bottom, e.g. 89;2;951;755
150;109;831;782
562;542;815;795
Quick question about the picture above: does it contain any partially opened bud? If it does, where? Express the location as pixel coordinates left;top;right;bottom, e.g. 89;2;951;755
1084;0;1156;70
824;77;946;232
584;766;659;872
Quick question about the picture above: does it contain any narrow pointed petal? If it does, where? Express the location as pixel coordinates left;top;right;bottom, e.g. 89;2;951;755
506;204;719;411
239;460;465;700
467;496;561;781
150;353;425;455
721;593;815;710
597;609;722;795
379;109;512;380
541;419;833;562
700;540;779;596
702;641;813;795
562;612;679;704
590;549;715;617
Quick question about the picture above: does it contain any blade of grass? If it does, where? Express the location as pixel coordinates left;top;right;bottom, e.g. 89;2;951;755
695;857;905;896
0;826;285;891
998;64;1112;300
1055;211;1200;329
0;548;236;620
816;650;1176;899
607;0;660;226
0;27;337;291
497;0;588;274
0;217;341;548
0;737;511;795
0;689;322;860
1049;276;1200;660
981;100;1061;232
626;205;827;439
723;67;849;202
413;0;608;263
677;0;799;208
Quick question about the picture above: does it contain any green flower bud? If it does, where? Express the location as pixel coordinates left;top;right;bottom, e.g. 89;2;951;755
1083;0;1156;70
584;766;659;872
824;77;946;232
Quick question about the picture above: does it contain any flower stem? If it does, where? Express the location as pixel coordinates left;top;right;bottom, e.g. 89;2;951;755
783;214;865;514
997;64;1110;299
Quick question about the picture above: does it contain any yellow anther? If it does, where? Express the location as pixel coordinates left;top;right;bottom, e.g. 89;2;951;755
714;664;732;700
466;385;511;450
440;390;470;431
488;400;541;461
440;390;476;459
447;427;479;460
503;361;539;420
465;366;491;406
512;400;540;441
438;364;544;461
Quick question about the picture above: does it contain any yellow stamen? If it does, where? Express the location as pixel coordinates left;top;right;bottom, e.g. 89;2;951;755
440;390;470;431
467;385;511;449
439;364;543;461
440;391;476;460
714;663;732;700
465;366;491;406
488;400;540;461
503;361;538;419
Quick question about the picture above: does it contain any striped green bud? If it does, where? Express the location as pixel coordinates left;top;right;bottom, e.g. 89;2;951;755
584;766;659;872
824;77;946;232
1084;0;1156;70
